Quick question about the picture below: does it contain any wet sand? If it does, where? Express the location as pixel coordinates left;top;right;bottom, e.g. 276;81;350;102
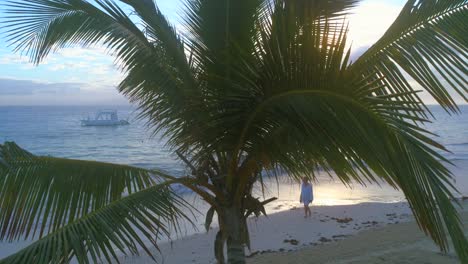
248;200;468;264
122;202;416;263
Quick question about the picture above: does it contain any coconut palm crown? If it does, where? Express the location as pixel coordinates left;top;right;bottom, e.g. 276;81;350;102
1;0;467;263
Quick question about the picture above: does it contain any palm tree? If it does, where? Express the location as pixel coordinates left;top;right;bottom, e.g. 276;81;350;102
1;0;467;263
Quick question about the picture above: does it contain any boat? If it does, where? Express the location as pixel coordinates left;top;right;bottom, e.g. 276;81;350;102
81;110;129;126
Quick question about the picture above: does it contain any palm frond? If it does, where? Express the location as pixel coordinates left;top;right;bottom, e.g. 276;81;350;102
2;0;201;154
227;0;356;189
3;0;149;64
0;184;191;264
227;1;468;255
237;83;468;261
3;0;468;262
172;0;270;158
351;0;468;112
183;0;266;64
0;142;154;242
118;0;193;85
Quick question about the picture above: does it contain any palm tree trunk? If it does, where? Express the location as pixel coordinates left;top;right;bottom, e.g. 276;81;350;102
223;206;246;264
214;230;226;264
227;235;245;264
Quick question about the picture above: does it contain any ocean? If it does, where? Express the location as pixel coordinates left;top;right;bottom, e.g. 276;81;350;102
0;105;185;175
0;104;467;205
0;105;467;259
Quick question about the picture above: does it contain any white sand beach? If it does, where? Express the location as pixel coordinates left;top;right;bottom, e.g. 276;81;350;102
119;160;468;264
0;162;466;263
121;202;414;263
249;201;468;264
121;200;468;264
0;0;466;262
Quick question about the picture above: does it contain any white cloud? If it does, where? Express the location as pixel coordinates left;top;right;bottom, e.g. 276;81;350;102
0;52;60;66
57;46;109;61
37;46;125;88
48;64;67;71
0;78;128;105
0;92;128;106
93;65;114;76
48;61;93;71
0;78;80;95
347;1;402;57
0;54;31;65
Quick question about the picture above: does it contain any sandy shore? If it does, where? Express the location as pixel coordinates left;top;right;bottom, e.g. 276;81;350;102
249;200;468;264
117;161;468;264
120;200;468;264
1;162;466;262
121;202;415;263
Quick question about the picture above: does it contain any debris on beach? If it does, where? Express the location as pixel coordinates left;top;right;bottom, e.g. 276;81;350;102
332;217;353;223
283;239;299;245
332;234;351;239
319;237;332;243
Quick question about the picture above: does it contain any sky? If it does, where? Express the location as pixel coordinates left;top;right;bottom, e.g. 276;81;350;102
0;0;440;106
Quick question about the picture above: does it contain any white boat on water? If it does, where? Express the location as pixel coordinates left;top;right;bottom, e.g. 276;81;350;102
81;110;129;126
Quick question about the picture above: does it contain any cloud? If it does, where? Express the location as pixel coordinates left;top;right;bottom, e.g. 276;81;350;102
347;0;402;58
0;52;57;66
0;78;80;95
48;61;93;71
0;54;33;65
56;47;109;62
349;45;370;62
0;78;128;105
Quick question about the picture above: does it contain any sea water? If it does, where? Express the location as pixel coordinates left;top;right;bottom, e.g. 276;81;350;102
0;105;467;202
0;105;467;258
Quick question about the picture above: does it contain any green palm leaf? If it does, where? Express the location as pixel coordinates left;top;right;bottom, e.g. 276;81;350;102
0;142;154;241
3;0;150;64
3;0;192;136
229;0;468;260
351;0;468;112
2;0;468;263
0;183;190;264
240;89;467;259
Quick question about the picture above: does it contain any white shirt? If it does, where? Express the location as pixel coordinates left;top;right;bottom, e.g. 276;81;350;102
300;183;313;203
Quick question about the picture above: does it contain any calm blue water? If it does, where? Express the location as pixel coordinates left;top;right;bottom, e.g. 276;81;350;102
423;105;468;161
0;105;466;259
0;105;466;168
0;105;186;176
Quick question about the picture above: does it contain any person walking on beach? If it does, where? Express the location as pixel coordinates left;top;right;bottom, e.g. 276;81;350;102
300;177;313;218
